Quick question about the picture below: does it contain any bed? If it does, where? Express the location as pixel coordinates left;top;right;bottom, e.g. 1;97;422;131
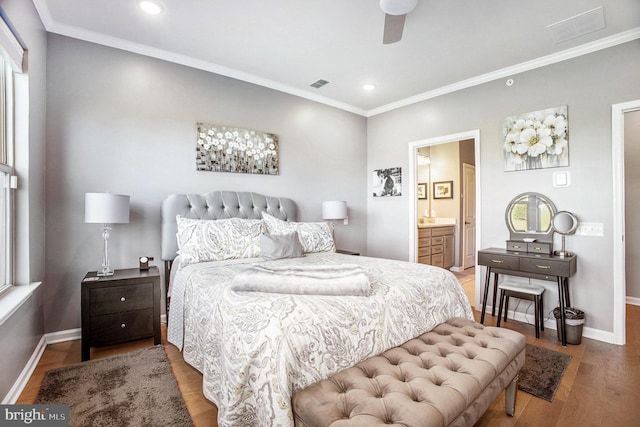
161;191;473;427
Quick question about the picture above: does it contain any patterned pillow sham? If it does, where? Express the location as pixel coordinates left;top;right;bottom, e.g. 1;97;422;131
176;216;264;266
262;213;335;253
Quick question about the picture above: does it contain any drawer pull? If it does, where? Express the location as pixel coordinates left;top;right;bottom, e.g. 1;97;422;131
512;245;522;249
121;323;126;328
490;259;504;264
536;265;551;270
533;246;542;250
120;297;126;302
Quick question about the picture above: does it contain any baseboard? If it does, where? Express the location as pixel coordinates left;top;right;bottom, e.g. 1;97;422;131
626;296;640;306
46;328;81;344
2;335;47;404
492;306;619;345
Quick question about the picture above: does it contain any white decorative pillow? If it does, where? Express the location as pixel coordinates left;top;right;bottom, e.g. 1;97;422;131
176;216;264;266
262;213;335;253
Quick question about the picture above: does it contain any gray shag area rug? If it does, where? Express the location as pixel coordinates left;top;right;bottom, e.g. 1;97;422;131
518;344;571;402
35;345;193;427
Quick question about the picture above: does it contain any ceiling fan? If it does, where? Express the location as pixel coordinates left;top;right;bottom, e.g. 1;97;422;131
380;0;418;44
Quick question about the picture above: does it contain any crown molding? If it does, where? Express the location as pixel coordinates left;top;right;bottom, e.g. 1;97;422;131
32;0;639;118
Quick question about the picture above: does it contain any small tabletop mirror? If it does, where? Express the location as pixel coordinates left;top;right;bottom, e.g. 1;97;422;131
553;211;578;257
505;192;557;243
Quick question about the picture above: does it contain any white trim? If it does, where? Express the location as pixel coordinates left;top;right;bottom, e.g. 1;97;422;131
612;100;640;345
45;328;81;344
31;0;640;117
408;130;481;306
0;15;24;73
626;296;640;306
0;282;41;327
1;335;46;404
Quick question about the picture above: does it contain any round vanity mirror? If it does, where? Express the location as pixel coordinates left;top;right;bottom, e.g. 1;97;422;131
505;192;557;242
553;211;578;257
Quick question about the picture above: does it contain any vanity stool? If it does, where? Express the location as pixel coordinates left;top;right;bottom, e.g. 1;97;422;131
497;282;545;338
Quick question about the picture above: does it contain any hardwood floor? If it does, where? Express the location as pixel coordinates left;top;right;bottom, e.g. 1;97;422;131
17;272;640;426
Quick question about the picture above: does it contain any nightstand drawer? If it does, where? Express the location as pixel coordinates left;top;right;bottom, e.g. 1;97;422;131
90;309;154;344
520;258;572;276
90;282;153;315
478;252;520;270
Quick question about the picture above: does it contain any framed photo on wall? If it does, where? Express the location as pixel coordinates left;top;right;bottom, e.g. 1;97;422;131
417;183;427;199
433;181;453;199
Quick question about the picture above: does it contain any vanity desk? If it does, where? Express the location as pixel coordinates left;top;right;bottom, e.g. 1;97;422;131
478;248;577;345
483;192;580;346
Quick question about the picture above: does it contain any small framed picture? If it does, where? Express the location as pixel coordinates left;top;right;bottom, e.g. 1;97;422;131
417;183;427;199
433;181;453;199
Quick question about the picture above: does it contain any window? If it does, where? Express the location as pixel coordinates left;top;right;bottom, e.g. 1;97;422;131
0;55;13;295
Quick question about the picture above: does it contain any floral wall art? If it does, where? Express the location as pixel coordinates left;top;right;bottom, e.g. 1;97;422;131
503;106;568;171
196;123;279;174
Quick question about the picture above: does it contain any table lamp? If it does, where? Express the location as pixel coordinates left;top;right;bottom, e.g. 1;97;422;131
322;201;348;225
85;193;130;276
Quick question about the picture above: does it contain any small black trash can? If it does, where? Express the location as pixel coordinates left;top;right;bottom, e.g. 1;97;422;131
553;307;585;345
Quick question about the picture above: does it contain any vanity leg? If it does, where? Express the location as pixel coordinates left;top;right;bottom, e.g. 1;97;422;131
481;267;492;324
491;273;499;317
557;277;567;346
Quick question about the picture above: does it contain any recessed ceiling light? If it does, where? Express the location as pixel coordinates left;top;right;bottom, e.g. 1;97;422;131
363;84;376;91
138;0;163;15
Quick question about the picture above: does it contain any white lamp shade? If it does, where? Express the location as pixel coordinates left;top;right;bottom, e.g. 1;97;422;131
85;193;130;224
322;201;348;220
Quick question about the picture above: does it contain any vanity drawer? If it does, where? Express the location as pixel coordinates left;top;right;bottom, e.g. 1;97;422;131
432;226;455;237
431;253;444;267
418;237;431;247
418;256;431;264
431;236;444;245
520;258;573;276
418;246;431;257
527;242;552;254
506;240;527;252
431;244;443;255
418;229;432;238
478;252;520;270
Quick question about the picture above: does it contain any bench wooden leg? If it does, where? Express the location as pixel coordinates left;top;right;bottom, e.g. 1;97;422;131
505;374;519;417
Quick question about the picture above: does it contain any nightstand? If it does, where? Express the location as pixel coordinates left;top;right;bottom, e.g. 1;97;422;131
336;249;360;256
81;267;161;361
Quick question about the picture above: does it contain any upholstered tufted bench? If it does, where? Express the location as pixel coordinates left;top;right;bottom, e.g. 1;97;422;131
292;318;525;427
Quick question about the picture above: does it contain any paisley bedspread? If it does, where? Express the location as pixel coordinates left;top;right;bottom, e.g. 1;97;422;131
168;252;473;427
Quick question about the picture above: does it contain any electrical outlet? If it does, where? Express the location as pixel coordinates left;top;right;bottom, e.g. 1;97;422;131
575;222;604;236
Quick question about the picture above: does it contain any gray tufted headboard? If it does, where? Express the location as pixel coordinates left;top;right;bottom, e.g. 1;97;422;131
161;191;297;262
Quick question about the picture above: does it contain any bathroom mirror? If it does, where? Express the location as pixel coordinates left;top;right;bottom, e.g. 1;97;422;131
553;211;578;257
505;192;557;242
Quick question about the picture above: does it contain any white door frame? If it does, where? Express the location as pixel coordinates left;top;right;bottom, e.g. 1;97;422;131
612;100;640;345
408;129;482;307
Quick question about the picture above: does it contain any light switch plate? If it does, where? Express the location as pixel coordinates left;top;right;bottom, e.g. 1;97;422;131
575;222;604;236
553;171;570;187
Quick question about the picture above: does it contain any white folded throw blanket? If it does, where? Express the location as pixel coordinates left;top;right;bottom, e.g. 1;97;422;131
230;263;371;296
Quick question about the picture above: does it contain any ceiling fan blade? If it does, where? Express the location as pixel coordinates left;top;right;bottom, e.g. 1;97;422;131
383;13;406;44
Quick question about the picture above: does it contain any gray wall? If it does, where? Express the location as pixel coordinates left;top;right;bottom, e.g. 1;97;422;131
625;110;640;300
0;0;47;400
367;40;640;334
44;35;368;333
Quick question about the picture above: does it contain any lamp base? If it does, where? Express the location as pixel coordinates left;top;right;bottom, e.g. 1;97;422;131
553;250;573;258
97;266;114;276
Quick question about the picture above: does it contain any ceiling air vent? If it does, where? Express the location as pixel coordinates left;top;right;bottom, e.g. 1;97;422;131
310;79;330;89
547;6;605;44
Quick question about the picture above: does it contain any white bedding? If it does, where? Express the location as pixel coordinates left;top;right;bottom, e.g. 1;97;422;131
168;252;473;427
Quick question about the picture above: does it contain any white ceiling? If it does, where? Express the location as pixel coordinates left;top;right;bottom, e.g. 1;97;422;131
33;0;640;116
